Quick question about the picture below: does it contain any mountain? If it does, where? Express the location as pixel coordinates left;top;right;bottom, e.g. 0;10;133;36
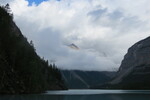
109;36;150;89
61;70;116;89
68;43;79;50
96;36;150;89
0;5;66;94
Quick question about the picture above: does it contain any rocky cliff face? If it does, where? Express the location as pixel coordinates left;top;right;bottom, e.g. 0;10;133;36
110;36;150;89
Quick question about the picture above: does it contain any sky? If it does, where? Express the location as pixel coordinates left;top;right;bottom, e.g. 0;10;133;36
0;0;150;71
27;0;48;5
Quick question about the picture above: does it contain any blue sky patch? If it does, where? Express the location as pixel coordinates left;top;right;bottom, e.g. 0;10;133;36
27;0;48;6
27;0;61;6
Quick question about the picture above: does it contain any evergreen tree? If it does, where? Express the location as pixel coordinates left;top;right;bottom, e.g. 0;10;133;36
0;5;67;94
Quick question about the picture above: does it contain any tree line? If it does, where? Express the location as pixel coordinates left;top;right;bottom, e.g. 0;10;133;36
0;4;66;94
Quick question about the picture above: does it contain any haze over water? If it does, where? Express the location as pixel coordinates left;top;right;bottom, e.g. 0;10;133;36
1;89;150;100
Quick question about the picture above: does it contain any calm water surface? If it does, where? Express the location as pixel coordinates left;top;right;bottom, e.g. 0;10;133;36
1;89;150;100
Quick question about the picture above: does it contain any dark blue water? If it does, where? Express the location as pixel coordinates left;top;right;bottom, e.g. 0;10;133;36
1;89;150;100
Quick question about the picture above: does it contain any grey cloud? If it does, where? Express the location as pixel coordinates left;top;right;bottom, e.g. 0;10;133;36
87;8;107;19
108;10;123;20
88;7;146;35
11;0;150;71
0;0;12;4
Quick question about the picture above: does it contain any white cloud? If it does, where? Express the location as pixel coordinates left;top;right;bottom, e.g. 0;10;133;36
0;0;14;5
5;0;150;71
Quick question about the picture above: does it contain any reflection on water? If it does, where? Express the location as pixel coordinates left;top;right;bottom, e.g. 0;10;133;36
1;90;150;100
1;94;150;100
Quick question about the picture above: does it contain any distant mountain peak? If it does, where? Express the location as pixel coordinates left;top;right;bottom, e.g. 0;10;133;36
68;43;79;50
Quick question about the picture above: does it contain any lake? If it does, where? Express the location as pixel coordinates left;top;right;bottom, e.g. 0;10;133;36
1;89;150;100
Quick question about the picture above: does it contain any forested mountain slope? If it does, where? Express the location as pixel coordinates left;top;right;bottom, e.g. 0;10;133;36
0;5;66;94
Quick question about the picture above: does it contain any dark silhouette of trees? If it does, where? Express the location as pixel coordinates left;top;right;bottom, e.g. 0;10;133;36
0;5;66;94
